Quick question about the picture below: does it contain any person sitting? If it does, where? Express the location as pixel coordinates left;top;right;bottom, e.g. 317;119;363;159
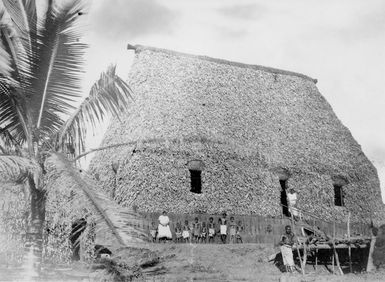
192;217;201;243
157;211;172;243
279;225;297;273
208;217;216;243
182;220;191;243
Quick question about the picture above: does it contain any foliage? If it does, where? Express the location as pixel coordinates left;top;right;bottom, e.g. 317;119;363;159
0;0;145;271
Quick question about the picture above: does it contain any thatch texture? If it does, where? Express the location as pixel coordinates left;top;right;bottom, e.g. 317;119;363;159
43;172;95;264
0;184;28;267
89;46;385;225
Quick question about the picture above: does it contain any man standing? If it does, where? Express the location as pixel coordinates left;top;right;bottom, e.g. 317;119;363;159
287;188;299;220
279;225;296;273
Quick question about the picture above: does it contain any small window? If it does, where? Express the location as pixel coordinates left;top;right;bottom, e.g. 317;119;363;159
189;170;202;194
334;184;344;206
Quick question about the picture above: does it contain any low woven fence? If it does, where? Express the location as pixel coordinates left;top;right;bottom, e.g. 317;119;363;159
134;213;370;245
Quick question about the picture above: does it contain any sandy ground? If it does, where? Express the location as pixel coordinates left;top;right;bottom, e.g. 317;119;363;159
148;243;385;282
1;243;385;281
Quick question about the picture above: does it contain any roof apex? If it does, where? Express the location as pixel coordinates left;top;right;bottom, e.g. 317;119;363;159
128;44;317;83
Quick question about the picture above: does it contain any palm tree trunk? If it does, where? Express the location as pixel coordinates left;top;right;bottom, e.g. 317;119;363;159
21;176;46;279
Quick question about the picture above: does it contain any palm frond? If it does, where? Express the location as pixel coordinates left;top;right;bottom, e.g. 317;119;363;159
0;154;40;182
57;65;133;155
28;1;86;134
0;9;12;76
0;126;21;153
44;153;148;251
0;8;31;146
0;80;30;146
2;0;37;53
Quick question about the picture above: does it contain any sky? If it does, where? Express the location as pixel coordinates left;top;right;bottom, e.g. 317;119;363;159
80;0;385;201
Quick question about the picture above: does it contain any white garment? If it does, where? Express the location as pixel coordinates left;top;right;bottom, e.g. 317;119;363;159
280;245;294;266
220;225;227;235
287;192;299;217
287;192;297;205
157;215;172;239
182;230;190;239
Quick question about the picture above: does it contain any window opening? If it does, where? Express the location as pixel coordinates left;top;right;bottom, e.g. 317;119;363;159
190;170;202;194
280;179;290;217
334;184;344;206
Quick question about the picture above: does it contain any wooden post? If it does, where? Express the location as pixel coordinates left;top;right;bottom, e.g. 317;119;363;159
367;227;377;272
333;246;344;275
332;220;344;275
347;212;352;273
291;214;304;275
332;220;336;274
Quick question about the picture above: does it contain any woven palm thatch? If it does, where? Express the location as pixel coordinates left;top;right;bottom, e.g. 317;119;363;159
0;184;27;267
89;45;385;225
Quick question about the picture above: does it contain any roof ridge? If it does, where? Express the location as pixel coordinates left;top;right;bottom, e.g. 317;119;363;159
129;44;317;83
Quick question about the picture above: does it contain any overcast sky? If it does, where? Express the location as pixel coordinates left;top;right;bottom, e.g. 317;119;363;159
81;0;385;201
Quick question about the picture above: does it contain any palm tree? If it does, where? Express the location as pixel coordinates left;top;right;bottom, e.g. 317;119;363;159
0;0;147;277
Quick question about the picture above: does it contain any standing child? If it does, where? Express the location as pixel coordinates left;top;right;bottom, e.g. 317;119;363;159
200;222;208;243
218;212;228;244
150;221;157;243
192;217;201;243
236;220;244;243
229;216;237;244
208;217;216;243
182;220;190;243
175;222;182;243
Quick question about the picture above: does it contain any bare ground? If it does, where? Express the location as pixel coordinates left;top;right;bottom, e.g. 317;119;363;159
1;243;385;281
148;243;385;282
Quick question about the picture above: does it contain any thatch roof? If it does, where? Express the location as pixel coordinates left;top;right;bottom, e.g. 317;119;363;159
89;45;385;225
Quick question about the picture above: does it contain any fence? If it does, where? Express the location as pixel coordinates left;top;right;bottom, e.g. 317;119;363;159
137;211;370;245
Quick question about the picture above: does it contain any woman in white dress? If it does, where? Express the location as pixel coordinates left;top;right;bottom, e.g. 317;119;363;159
157;211;172;242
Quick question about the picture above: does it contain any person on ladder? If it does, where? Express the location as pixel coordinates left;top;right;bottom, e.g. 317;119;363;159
287;188;301;221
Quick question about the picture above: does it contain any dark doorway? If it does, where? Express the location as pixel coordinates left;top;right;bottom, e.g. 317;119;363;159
70;218;87;261
189;170;202;194
280;180;290;217
334;184;344;206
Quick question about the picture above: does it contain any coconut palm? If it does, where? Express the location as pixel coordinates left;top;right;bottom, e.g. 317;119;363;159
0;0;147;277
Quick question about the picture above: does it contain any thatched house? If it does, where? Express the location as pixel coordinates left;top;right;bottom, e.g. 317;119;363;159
89;45;385;225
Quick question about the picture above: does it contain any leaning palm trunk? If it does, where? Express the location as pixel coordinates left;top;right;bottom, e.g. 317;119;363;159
0;0;137;276
45;153;149;252
21;178;45;278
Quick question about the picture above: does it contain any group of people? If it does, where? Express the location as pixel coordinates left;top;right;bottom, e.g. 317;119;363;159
151;211;244;244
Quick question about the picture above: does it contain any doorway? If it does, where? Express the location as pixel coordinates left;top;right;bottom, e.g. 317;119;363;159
280;179;290;217
70;218;87;261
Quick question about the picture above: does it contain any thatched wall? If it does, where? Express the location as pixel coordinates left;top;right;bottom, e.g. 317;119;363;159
0;184;27;267
89;46;385;225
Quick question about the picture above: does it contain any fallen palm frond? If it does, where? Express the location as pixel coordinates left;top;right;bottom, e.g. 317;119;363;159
44;152;149;253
